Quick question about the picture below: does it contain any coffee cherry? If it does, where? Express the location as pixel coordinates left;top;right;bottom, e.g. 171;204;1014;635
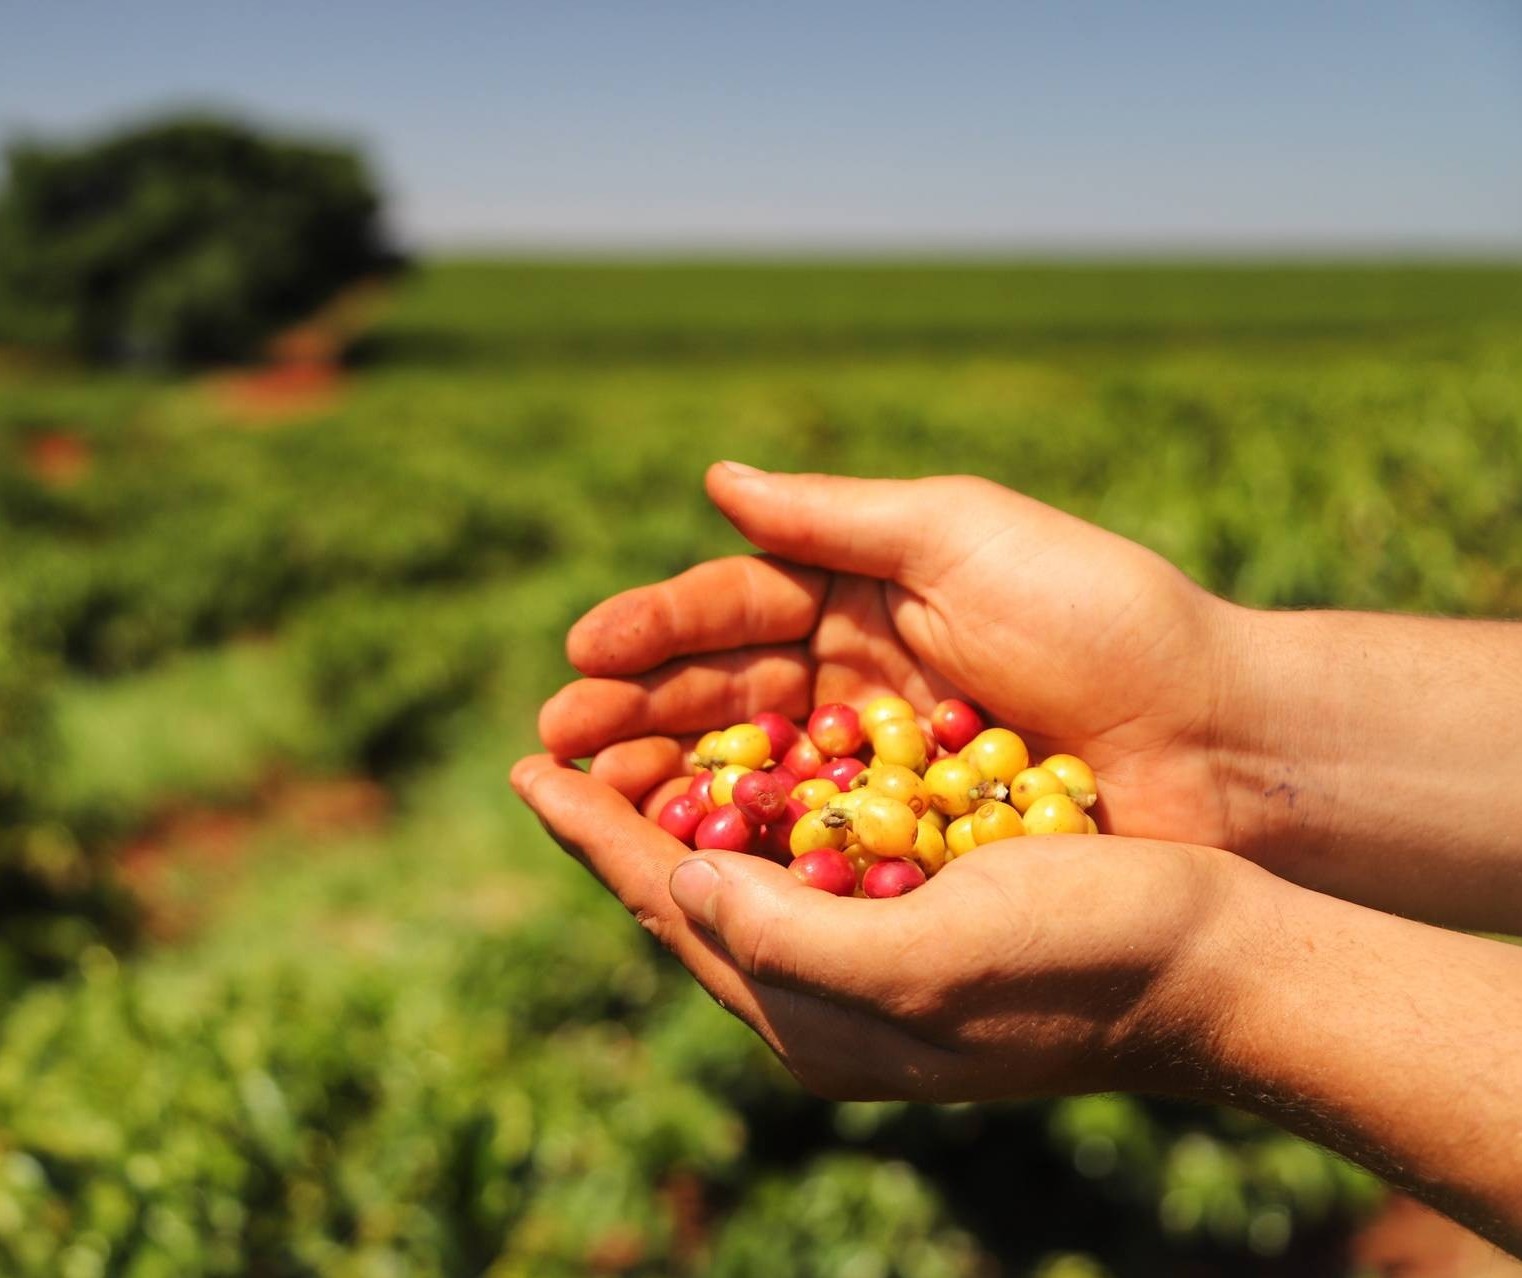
971;800;1026;845
781;736;824;781
791;848;856;896
687;771;716;811
1022;793;1089;835
852;795;919;858
718;723;772;770
790;809;849;857
646;699;1106;896
847;849;878;887
792;777;841;810
759;797;809;862
930;698;984;753
695;804;758;854
962;728;1029;786
692;729;724;770
732;770;789;825
710;763;752;808
924;756;981;818
910;817;948;874
863;858;926;898
825;789;871;824
641;774;695;820
945;814;978;858
869;718;928;772
752;711;799;764
767;764;802;794
808;703;864;758
857;763;930;817
657;794;708;846
861;695;916;734
1041;754;1098;809
1009;766;1066;814
818;756;866;790
791;809;852;858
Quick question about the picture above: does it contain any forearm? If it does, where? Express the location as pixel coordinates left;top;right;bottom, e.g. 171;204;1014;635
1216;608;1522;931
1183;860;1522;1252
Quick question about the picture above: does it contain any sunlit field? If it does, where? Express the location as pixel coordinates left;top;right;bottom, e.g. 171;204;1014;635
1;258;1518;1276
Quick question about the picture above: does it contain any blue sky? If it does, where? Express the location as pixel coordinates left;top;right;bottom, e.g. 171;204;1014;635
2;0;1519;252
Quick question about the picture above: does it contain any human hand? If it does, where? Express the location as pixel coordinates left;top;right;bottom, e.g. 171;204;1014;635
540;463;1245;850
511;751;1236;1102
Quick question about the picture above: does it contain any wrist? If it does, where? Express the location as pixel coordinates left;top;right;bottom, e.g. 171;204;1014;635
1205;605;1345;864
1101;844;1268;1101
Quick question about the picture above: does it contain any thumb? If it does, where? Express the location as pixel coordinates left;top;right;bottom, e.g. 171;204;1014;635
706;462;986;589
668;852;891;1004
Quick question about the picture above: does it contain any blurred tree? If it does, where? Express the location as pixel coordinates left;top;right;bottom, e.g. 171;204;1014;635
0;113;401;364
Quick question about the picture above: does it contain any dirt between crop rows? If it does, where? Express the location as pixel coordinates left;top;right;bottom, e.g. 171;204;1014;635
116;773;390;940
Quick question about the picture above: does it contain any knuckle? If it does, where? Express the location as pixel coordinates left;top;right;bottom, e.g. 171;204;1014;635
632;905;672;949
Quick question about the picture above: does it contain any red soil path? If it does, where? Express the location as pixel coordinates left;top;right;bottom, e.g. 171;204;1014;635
117;774;390;940
21;431;93;485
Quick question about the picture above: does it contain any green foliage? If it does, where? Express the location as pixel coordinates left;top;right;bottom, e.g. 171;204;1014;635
373;258;1522;363
706;1154;982;1278
0;910;741;1277
0;114;398;364
0;258;1517;1272
290;587;510;773
0;585;52;828
0;413;560;674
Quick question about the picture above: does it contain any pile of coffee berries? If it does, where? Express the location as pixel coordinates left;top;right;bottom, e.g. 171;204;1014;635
648;697;1101;898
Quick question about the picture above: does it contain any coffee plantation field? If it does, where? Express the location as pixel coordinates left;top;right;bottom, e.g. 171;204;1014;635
0;258;1518;1276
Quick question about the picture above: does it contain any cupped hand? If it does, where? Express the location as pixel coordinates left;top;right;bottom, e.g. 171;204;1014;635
540;464;1246;848
512;751;1237;1102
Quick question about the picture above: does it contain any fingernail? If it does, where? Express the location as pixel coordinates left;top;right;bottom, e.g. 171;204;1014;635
669;858;721;925
719;460;766;478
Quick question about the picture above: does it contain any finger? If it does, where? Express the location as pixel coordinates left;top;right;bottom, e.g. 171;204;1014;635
512;755;945;1098
538;647;813;759
567;556;827;677
668;851;918;1013
510;753;777;1033
706;463;985;591
587;736;688;805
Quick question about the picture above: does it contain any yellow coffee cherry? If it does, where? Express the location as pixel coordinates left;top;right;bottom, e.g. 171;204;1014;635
792;777;841;810
717;723;772;770
827;789;871;822
710;763;752;808
961;728;1030;787
1084;814;1099;835
870;717;929;772
847;850;877;891
1022;793;1090;835
692;729;724;768
945;814;979;858
790;809;849;856
860;695;916;734
971;800;1026;845
1041;754;1098;809
1008;766;1066;814
920;807;949;833
858;763;930;816
910;817;948;875
852;795;920;858
924;756;981;818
